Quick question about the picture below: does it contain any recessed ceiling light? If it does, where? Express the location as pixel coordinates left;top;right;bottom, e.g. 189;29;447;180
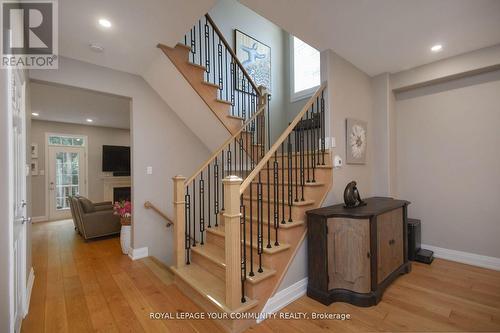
98;18;112;28
31;112;39;116
86;118;93;123
89;43;104;53
431;44;443;52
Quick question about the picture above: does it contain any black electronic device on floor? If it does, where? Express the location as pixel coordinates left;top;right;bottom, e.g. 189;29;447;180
408;218;434;264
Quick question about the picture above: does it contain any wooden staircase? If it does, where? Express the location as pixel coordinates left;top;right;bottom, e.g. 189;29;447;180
162;14;332;333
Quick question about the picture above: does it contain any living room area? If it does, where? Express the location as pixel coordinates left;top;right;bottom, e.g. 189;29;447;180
29;80;132;243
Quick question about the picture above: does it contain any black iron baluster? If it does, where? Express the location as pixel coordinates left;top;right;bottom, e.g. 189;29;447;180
198;20;202;67
214;157;219;227
287;135;293;222
321;91;326;165
221;149;225;211
300;124;305;201
212;25;215;85
240;196;247;303
227;144;231;176
312;101;317;182
257;172;263;273
218;41;223;100
273;152;279;246
190;27;195;63
185;186;191;264
266;160;271;248
294;130;299;202
192;179;196;247
225;48;229;103
199;172;205;245
230;59;235;116
281;143;285;224
204;18;210;81
316;96;321;166
306;110;310;183
249;169;254;277
208;164;211;228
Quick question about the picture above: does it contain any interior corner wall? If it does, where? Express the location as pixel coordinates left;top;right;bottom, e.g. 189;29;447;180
208;0;288;141
30;57;211;265
395;69;500;258
323;50;374;205
29;120;131;218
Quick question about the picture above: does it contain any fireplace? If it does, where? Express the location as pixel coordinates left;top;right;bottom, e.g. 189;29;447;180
113;187;131;202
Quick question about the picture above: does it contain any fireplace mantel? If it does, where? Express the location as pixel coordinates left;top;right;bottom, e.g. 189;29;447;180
103;176;131;201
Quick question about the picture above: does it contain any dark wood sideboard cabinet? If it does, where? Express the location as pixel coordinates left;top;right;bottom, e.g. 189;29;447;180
306;197;412;306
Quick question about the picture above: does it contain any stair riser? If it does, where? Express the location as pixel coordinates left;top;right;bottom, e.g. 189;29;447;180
242;199;312;222
267;151;331;166
248;183;325;200
191;250;226;280
206;231;287;268
253;167;332;184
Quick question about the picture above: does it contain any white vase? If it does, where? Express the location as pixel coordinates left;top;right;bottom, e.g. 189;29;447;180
120;225;131;254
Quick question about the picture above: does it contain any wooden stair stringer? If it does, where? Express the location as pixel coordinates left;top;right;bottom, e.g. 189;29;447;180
158;43;242;135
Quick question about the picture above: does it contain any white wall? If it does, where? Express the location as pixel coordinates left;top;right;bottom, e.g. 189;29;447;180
396;69;500;258
30;57;210;264
30;120;131;218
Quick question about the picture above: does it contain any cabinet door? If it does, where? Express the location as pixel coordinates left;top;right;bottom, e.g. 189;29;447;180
327;218;371;293
377;208;404;282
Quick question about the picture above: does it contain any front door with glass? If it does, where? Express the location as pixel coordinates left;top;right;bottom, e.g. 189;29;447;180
48;145;86;220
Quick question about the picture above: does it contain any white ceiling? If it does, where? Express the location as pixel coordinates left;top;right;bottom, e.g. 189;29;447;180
30;81;131;129
59;0;216;74
240;0;500;76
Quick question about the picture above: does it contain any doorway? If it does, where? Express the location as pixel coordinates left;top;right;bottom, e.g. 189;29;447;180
46;135;88;221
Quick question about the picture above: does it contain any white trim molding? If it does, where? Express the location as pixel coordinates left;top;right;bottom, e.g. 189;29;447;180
128;247;148;261
31;216;48;223
24;267;35;317
257;277;308;323
422;244;500;271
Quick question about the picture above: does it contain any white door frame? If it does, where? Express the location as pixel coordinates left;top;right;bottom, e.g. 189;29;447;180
44;133;88;221
8;68;28;333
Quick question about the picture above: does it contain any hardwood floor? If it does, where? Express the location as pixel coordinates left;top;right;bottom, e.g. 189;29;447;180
22;219;500;333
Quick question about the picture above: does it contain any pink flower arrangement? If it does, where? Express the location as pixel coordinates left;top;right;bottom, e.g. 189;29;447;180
113;200;132;225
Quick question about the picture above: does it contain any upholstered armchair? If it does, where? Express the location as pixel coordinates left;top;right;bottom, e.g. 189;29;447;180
69;196;121;240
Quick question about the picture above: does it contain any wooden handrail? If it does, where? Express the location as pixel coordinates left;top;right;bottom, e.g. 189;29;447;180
184;103;267;185
205;14;261;96
240;83;327;194
144;201;174;227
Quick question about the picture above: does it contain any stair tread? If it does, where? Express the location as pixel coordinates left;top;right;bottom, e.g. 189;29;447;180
187;62;207;71
216;98;233;105
227;114;245;120
263;164;333;170
191;243;276;284
207;225;291;254
175;43;191;51
250;181;326;187
243;216;305;229
201;81;220;89
172;262;258;313
242;196;316;206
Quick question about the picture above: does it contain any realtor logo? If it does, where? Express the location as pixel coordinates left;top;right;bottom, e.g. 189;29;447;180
1;0;58;68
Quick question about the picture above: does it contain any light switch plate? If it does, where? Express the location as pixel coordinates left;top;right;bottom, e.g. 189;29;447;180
146;166;153;175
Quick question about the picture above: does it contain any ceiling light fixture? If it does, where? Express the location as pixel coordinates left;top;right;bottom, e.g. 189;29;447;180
86;118;93;123
31;112;39;116
98;18;112;28
431;44;443;52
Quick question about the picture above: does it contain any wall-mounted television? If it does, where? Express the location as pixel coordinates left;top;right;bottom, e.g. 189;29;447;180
102;145;130;175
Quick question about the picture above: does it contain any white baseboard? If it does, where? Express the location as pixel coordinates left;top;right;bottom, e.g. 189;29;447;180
257;277;308;323
24;267;35;317
128;247;149;260
422;244;500;271
31;216;48;223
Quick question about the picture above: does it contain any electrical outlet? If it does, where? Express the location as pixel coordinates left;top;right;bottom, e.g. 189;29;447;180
146;166;153;175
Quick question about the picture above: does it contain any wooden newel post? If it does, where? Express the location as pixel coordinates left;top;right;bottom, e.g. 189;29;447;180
223;175;243;309
173;175;186;269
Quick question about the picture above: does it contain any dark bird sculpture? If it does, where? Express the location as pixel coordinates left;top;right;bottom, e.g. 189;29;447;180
343;181;366;208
